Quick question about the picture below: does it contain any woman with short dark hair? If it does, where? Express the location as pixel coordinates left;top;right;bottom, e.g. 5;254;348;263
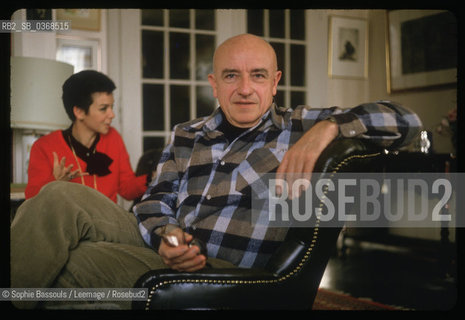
25;70;147;203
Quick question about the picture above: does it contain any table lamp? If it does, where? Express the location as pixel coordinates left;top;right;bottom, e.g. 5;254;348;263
11;56;74;130
10;56;74;184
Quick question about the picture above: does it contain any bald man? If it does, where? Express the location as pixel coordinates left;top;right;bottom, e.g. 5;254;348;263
11;34;421;309
208;34;340;175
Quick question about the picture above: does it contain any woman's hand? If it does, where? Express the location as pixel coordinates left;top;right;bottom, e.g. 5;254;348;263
52;152;88;181
158;228;207;272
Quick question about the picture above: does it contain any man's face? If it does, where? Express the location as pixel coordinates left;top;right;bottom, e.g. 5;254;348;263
208;35;282;128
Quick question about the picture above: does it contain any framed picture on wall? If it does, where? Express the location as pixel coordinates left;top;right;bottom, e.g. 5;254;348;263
56;9;101;31
26;9;52;20
328;15;368;79
386;10;457;93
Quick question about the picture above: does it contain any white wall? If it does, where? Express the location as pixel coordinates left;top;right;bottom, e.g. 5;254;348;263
307;10;370;109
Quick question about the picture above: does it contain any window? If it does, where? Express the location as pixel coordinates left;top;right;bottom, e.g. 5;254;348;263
140;9;217;152
137;9;307;154
247;9;307;108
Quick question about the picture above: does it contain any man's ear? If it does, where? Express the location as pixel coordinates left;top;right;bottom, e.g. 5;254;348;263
73;106;85;121
207;73;218;98
272;70;282;96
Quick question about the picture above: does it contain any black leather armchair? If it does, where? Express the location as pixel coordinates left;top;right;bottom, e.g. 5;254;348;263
132;139;384;310
131;148;163;211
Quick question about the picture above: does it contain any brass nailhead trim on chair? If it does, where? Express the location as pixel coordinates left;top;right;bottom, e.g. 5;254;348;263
144;152;381;310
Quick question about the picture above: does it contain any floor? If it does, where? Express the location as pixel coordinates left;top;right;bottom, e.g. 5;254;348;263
318;232;459;310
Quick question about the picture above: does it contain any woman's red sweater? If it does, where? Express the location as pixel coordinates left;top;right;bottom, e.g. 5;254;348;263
25;127;147;203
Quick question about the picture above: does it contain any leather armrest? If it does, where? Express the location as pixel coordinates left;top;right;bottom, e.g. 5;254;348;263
264;238;308;276
133;267;282;310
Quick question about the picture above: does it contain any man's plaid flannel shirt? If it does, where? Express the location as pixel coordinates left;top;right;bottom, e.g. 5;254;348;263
133;101;422;268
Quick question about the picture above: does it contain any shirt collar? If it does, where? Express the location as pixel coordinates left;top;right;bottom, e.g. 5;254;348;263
182;103;291;133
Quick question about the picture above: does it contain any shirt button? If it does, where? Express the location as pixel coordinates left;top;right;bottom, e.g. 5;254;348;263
206;194;212;200
349;130;356;136
220;160;225;166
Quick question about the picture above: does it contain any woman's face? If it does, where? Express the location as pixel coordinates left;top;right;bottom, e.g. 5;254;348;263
74;92;115;135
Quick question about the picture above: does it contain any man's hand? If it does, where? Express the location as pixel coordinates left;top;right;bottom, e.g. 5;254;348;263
275;120;338;198
158;228;207;272
53;152;88;181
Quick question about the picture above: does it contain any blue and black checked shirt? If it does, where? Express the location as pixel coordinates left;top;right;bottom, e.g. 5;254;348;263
133;102;422;268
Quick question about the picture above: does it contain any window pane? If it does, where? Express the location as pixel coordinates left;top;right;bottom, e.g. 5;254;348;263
142;30;164;79
195;9;215;30
170;9;190;28
56;44;92;74
290;10;305;40
170;32;190;79
247;10;264;36
141;9;164;26
291;91;306;107
196;86;216;118
170;85;190;128
275;90;285;108
143;84;164;131
143;137;166;153
269;10;285;38
196;34;215;80
291;44;305;86
270;42;285;85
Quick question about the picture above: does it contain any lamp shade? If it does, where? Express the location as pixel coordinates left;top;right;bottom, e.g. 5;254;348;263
11;56;74;130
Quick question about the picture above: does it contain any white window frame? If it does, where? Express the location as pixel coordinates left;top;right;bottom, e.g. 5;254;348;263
113;8;310;175
247;9;310;108
140;9;218;148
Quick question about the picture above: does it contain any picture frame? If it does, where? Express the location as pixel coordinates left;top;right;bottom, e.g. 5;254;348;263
56;36;101;73
386;10;457;93
26;9;52;20
328;15;368;79
55;9;101;31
